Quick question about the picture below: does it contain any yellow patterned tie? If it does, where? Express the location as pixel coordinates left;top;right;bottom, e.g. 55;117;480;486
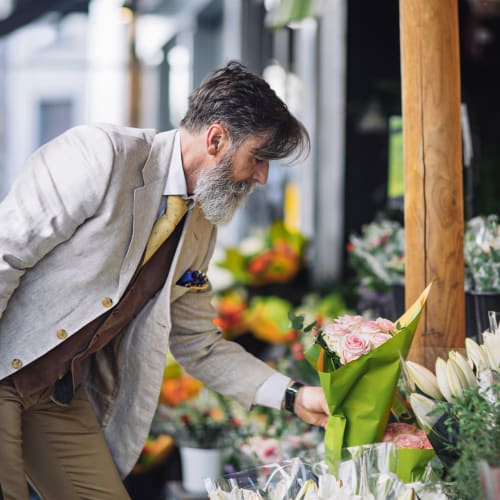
141;195;189;266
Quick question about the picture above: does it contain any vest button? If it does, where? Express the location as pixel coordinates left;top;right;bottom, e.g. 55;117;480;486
56;329;68;340
11;358;23;370
102;297;113;308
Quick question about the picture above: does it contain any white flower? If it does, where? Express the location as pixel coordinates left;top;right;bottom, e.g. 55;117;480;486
446;358;467;399
405;360;444;400
448;351;477;388
409;393;441;431
482;330;500;371
435;357;454;402
465;337;490;373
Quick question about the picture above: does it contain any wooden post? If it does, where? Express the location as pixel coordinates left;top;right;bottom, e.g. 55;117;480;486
400;0;465;366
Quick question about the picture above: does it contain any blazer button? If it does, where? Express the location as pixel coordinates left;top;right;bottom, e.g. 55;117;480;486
11;358;23;370
56;329;68;340
102;297;113;308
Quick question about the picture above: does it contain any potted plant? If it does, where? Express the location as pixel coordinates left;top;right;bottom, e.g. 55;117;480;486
152;361;240;494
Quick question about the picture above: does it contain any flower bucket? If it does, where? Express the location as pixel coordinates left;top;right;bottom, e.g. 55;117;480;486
469;291;500;342
179;446;223;494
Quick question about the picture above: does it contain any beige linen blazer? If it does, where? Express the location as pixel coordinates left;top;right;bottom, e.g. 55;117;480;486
0;123;276;476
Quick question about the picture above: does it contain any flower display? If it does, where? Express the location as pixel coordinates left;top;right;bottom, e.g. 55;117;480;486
244;295;295;344
212;287;249;339
464;214;500;292
206;454;449;500
405;329;499;411
347;218;405;293
216;220;308;287
403;329;499;498
213;290;295;344
153;358;239;449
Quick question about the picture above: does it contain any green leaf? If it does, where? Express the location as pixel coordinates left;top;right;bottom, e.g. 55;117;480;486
288;311;305;331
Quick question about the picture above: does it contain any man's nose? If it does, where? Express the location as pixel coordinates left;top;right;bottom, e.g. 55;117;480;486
252;161;269;185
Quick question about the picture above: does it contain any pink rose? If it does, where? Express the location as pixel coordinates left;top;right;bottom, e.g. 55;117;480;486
383;423;433;449
321;323;350;352
394;434;426;449
323;323;350;337
359;320;383;335
335;315;365;330
375;317;396;334
368;332;392;348
340;333;372;363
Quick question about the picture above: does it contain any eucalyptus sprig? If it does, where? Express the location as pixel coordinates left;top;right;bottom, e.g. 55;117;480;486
288;311;343;368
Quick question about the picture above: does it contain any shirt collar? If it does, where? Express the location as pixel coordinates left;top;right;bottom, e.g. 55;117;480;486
163;130;189;197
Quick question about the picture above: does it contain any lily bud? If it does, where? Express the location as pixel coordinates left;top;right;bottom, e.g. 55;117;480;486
449;351;477;388
447;358;466;399
405;360;444;400
482;331;500;371
409;393;441;430
465;337;490;373
435;357;454;402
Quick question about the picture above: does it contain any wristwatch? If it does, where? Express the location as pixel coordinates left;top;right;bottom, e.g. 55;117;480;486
284;381;304;414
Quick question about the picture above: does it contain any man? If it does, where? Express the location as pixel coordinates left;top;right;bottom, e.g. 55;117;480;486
0;61;329;499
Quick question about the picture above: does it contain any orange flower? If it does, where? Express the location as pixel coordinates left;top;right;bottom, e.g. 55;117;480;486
213;295;247;336
160;374;202;406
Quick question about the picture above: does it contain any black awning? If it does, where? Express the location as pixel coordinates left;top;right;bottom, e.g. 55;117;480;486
0;0;89;37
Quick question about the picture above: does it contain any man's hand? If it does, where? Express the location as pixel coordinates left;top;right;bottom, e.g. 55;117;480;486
294;386;329;428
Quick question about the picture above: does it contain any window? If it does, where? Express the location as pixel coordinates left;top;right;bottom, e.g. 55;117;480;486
38;99;73;146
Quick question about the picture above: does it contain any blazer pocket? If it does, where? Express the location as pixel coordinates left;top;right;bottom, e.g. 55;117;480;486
170;285;189;303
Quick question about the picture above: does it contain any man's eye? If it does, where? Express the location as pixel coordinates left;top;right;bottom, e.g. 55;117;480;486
255;157;264;163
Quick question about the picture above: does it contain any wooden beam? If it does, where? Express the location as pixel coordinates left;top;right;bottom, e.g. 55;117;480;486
400;0;465;366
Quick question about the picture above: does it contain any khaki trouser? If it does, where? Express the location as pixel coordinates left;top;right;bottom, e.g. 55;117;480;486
0;379;130;500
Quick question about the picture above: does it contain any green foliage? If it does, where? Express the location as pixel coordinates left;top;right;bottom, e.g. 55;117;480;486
438;383;500;500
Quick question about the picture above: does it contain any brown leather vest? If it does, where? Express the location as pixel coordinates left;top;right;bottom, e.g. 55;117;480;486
10;217;185;398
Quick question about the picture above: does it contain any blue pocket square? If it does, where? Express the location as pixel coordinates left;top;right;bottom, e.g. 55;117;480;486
176;270;209;291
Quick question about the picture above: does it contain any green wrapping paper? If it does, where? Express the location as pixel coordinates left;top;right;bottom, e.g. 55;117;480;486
396;448;436;483
306;284;432;471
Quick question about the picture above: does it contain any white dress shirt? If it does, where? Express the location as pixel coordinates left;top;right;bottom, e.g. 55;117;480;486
163;131;292;410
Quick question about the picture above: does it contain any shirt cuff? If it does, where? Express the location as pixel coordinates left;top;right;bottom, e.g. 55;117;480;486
253;372;292;410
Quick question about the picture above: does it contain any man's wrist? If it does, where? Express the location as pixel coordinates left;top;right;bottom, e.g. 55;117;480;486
283;381;304;414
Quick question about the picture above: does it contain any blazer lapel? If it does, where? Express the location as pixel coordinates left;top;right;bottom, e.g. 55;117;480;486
152;204;205;329
118;130;177;297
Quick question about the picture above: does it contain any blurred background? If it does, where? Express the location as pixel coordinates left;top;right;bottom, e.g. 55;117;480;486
0;0;499;287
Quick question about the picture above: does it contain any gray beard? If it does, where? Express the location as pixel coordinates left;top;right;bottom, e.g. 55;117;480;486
193;152;255;225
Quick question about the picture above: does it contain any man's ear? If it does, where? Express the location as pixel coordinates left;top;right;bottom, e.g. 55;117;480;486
206;124;227;157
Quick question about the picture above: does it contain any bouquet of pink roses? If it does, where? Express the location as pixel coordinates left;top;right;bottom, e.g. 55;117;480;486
316;315;396;366
296;284;433;477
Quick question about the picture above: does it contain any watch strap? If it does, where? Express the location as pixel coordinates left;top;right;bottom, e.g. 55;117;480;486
284;381;304;414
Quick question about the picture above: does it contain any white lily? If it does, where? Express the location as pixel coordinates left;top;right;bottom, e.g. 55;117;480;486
447;357;467;399
449;351;477;388
409;393;441;430
482;331;500;371
435;357;454;402
465;337;490;373
405;360;444;400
